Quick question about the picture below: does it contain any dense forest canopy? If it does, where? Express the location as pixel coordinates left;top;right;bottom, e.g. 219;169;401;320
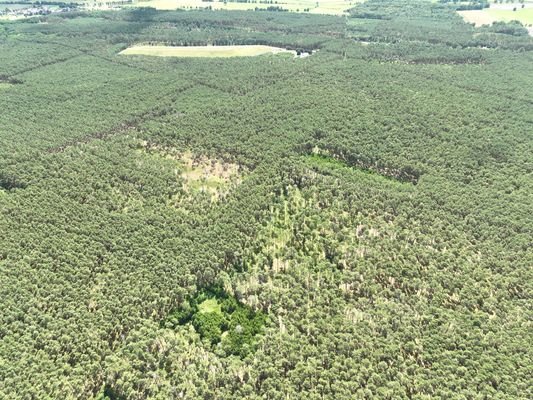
0;1;532;399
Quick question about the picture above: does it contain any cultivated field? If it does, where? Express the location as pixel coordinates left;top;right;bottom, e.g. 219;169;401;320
120;44;296;57
126;0;358;15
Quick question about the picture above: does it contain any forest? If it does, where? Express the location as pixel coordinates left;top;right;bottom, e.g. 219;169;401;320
0;0;531;399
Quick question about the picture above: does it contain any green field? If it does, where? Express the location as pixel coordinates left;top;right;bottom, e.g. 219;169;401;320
120;44;296;57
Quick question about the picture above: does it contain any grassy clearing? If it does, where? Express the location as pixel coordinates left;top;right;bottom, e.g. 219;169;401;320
198;298;222;314
127;0;359;15
120;44;296;58
0;83;13;90
304;153;411;186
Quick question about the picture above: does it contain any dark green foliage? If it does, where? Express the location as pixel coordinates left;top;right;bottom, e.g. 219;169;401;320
95;384;124;400
222;306;266;357
0;172;26;190
192;310;225;344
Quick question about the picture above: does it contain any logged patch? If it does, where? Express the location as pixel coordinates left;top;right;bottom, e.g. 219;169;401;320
179;151;241;199
139;142;242;201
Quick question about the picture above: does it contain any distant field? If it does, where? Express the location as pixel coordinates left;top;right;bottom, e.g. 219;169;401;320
0;3;31;10
120;44;296;57
127;0;359;15
488;8;533;24
459;4;533;27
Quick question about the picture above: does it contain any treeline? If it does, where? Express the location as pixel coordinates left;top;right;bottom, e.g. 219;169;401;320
439;0;490;10
0;0;79;6
255;6;288;12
